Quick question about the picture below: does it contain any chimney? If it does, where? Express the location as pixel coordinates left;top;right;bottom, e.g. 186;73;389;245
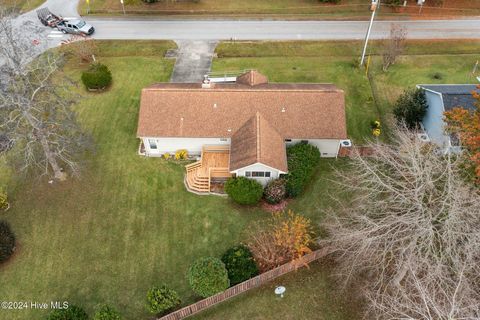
236;70;268;86
202;75;214;89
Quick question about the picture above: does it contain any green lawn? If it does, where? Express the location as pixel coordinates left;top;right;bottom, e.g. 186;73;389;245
78;0;480;17
0;41;354;320
0;40;266;319
1;39;478;320
213;40;480;143
79;0;372;17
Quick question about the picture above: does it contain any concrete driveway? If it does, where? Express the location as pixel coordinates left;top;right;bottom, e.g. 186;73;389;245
170;40;218;83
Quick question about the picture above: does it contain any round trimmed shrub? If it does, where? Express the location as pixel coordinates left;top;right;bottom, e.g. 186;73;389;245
146;285;180;315
263;179;286;204
81;63;112;90
187;257;229;298
224;177;263;205
46;305;88;320
221;245;259;285
0;220;15;264
93;305;121;320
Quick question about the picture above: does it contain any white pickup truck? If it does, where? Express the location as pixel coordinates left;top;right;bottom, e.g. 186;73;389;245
57;19;95;36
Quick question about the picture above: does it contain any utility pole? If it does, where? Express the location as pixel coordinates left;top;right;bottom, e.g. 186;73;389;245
120;0;126;15
360;0;379;66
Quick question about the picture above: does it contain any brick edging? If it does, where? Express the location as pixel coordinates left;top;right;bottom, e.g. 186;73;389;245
157;247;331;320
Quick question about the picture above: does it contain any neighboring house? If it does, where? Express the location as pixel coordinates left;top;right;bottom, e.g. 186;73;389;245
137;70;348;192
418;84;479;153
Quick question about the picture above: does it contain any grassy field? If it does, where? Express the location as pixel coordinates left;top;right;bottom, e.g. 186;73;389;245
78;0;480;17
0;40;357;320
0;40;264;319
79;0;371;17
213;40;480;143
1;39;478;320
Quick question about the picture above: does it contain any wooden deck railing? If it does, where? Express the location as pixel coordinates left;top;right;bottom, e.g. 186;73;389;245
185;161;202;171
202;145;230;153
185;146;231;193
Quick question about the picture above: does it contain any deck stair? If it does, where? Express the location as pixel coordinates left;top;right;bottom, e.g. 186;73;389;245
185;146;232;193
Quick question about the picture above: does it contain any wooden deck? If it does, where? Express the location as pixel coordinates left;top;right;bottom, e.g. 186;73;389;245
185;146;232;193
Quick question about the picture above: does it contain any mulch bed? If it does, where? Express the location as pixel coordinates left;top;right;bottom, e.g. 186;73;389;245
261;199;291;213
210;182;226;194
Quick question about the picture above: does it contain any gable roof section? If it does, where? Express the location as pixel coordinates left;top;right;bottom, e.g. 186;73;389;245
230;112;287;172
137;82;347;140
420;84;480;112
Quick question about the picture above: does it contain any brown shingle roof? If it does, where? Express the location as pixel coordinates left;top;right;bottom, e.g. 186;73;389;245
230;112;288;172
137;82;347;140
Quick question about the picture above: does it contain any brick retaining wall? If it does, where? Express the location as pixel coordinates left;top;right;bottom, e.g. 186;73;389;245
157;247;331;320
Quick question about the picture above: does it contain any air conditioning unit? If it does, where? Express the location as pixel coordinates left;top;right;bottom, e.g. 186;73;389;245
340;139;352;147
417;133;431;143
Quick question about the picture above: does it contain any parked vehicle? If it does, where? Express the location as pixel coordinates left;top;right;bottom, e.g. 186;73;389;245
57;19;95;36
36;7;62;27
36;8;95;36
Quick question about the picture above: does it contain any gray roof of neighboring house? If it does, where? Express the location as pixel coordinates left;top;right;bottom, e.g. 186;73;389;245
419;84;479;112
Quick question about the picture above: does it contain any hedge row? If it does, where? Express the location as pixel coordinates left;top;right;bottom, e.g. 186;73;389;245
285;143;320;197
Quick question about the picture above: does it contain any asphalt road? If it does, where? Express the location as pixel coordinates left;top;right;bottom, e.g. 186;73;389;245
88;19;480;41
10;0;480;48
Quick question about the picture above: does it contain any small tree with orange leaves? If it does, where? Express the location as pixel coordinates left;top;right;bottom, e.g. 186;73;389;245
444;86;480;182
247;210;314;272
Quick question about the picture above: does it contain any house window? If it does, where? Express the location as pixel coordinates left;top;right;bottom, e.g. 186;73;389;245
284;139;292;142
246;171;271;178
148;139;157;150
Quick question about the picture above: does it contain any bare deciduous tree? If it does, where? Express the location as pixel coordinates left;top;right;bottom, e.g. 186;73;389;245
0;10;90;180
65;36;98;63
382;24;407;72
322;128;480;320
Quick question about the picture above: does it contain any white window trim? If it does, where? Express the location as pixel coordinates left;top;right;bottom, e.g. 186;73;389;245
148;139;158;149
245;171;271;178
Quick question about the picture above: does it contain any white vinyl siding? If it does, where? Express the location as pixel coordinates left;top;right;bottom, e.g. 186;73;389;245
235;163;280;186
142;137;343;159
142;137;231;156
285;139;342;157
